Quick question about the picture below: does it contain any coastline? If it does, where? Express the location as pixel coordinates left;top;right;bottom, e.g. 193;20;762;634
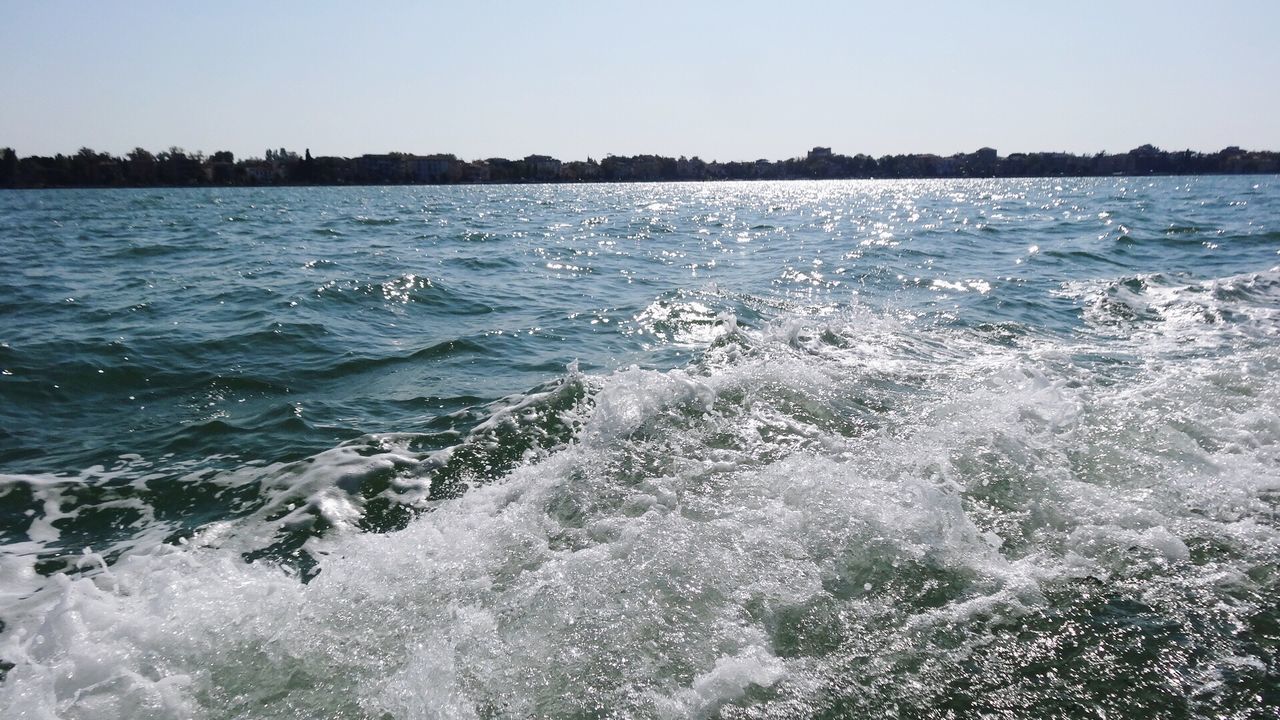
2;144;1278;189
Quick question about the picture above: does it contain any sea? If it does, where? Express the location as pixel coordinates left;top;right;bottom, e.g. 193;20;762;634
0;177;1277;719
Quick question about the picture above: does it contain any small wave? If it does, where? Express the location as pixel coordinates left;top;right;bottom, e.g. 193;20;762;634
310;275;493;312
1217;228;1280;245
442;254;522;272
184;322;334;361
1041;248;1131;269
105;243;189;259
319;338;497;380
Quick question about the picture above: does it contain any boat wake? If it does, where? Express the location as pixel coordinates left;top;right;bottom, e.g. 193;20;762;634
2;269;1278;718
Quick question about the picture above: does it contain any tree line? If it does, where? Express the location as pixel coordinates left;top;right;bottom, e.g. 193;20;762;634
1;144;1277;188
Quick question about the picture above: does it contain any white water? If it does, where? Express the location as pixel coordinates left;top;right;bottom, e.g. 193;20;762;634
3;269;1279;718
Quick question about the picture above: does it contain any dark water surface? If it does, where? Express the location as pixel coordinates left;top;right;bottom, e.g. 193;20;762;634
1;178;1278;718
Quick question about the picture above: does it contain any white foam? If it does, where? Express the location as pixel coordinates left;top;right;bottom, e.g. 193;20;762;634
4;276;1279;717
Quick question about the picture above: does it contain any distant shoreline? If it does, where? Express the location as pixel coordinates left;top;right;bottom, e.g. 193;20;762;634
4;174;1280;193
2;144;1277;189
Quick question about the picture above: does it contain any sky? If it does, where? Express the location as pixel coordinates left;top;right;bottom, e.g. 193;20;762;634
2;0;1278;162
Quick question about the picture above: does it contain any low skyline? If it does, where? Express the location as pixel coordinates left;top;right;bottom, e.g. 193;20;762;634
3;1;1278;161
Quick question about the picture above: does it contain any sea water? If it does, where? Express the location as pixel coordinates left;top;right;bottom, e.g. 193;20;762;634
0;177;1277;718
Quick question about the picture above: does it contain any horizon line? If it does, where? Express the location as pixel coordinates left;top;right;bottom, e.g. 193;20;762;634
6;143;1280;165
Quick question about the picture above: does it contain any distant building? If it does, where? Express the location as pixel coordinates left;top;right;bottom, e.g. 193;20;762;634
561;160;600;181
242;161;274;184
523;154;562;181
807;147;833;160
410;155;455;183
458;160;490;183
355;154;408;184
313;156;354;184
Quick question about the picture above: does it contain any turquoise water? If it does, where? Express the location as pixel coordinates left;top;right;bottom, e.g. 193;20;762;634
1;177;1278;718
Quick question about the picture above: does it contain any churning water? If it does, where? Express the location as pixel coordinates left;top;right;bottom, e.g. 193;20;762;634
1;178;1278;718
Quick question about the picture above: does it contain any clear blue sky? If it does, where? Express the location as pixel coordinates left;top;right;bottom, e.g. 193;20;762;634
3;1;1277;161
